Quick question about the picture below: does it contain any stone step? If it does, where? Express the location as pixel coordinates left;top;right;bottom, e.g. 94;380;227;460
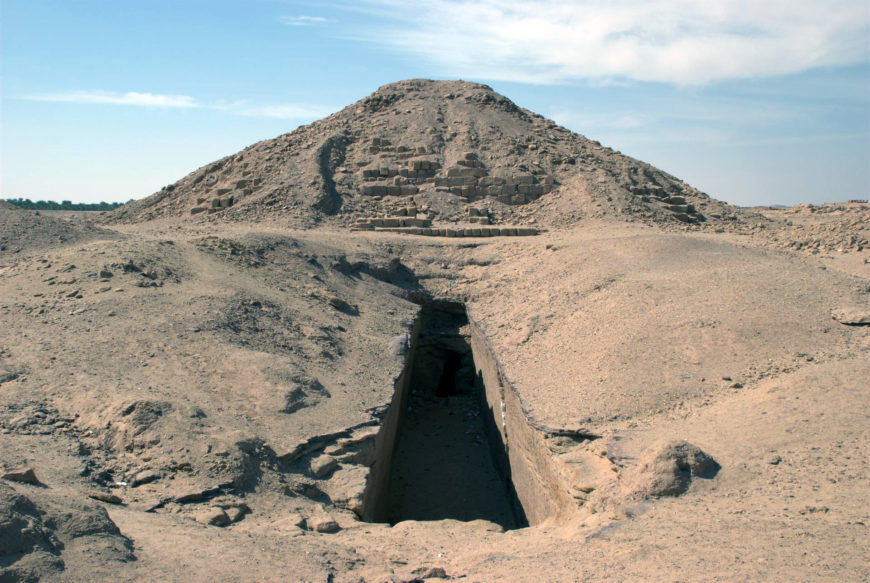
350;226;540;237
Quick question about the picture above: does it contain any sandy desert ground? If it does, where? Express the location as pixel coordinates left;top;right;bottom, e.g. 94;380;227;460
1;80;868;582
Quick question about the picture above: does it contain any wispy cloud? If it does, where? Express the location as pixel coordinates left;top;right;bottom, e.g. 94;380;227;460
26;90;198;108
232;104;334;119
24;91;334;120
346;0;870;85
280;15;328;26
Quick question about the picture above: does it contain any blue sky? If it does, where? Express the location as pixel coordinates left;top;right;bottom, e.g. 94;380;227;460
2;0;868;206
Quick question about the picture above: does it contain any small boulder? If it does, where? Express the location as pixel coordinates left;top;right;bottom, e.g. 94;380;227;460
327;296;359;315
196;507;230;527
130;469;161;487
411;566;449;579
307;513;340;533
87;490;123;504
631;440;719;499
309;455;338;479
2;466;40;485
832;307;870;326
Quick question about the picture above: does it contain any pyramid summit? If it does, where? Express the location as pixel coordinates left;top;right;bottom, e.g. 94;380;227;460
111;79;738;229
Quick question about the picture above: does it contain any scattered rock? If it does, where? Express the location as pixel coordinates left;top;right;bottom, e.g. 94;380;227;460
766;454;782;465
2;467;40;485
307;513;340;533
130;469;161;487
411;566;449;579
87;490;123;504
196;507;230;527
832;307;870;326
284;512;307;529
327;296;359;315
309;455;338;479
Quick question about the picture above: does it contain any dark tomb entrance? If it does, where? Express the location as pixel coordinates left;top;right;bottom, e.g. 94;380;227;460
383;305;525;529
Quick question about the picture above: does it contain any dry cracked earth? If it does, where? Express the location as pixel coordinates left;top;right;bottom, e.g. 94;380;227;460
1;80;868;582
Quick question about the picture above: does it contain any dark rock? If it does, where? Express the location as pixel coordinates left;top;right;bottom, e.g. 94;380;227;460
2;467;40;485
130;469;161;487
87;491;123;504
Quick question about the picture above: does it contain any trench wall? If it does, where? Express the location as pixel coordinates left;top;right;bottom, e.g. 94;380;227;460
360;316;422;522
467;312;575;525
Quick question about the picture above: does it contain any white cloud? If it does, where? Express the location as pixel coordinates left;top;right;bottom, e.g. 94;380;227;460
280;15;328;26
26;90;198;108
350;0;870;85
233;104;335;119
24;91;333;120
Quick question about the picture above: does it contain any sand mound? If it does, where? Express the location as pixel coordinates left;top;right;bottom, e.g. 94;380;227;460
0;206;120;257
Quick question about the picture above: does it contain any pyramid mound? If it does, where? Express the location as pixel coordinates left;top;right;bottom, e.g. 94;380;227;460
110;79;739;228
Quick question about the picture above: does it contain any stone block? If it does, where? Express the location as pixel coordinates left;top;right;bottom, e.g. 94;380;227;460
479;176;506;187
400;185;419;195
190;207;208;215
447;166;486;178
217;188;231;195
310;455;338;478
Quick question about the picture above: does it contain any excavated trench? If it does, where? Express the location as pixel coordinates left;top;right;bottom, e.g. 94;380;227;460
361;303;587;529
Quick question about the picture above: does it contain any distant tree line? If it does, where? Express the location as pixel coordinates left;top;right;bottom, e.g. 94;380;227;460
4;198;132;211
